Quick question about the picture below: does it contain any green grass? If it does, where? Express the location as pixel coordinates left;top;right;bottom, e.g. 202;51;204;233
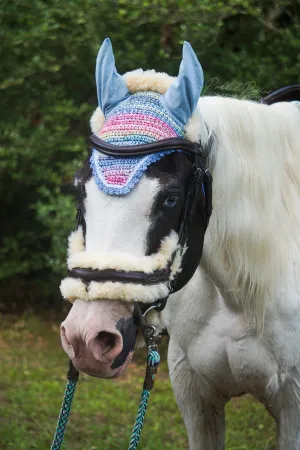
0;314;276;449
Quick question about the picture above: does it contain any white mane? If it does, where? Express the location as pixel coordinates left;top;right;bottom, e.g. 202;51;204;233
90;68;300;327
198;96;300;326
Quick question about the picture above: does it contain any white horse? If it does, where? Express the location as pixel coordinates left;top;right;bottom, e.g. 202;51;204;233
60;39;300;449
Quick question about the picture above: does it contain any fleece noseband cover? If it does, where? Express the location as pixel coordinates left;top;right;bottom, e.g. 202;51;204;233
60;227;183;304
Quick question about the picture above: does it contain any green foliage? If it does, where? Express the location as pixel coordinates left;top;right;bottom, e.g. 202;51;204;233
0;0;299;304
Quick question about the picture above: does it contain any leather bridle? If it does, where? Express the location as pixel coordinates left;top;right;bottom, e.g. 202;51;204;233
72;133;213;323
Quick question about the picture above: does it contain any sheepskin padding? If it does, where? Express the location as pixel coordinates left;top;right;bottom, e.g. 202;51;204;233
63;227;184;304
60;277;170;304
60;277;87;303
90;107;105;134
123;69;174;94
90;69;205;143
169;244;186;281
67;226;85;255
67;229;179;273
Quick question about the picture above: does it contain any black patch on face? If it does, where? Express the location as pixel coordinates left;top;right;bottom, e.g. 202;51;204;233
111;317;136;369
73;152;92;213
73;152;93;237
146;152;193;254
145;150;207;292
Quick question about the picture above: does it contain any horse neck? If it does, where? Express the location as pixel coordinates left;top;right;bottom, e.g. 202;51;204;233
198;96;300;327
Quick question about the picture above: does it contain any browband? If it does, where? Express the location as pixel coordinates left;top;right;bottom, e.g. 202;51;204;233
90;134;202;157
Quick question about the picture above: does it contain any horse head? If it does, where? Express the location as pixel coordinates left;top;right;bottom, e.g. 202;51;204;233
60;38;211;378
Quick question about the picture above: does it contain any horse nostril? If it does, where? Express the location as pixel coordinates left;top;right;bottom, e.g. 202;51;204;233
60;325;75;359
90;330;122;363
60;325;68;344
95;331;117;355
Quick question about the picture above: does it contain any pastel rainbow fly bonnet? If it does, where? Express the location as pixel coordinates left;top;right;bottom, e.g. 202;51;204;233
60;39;206;306
90;38;204;195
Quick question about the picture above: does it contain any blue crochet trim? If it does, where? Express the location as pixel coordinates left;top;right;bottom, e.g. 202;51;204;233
90;149;178;196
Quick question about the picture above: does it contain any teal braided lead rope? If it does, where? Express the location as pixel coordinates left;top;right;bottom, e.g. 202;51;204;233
51;361;79;450
51;347;159;450
127;349;160;450
127;389;151;450
148;349;160;367
50;380;77;450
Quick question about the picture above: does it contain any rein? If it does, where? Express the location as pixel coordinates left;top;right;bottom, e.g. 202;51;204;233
51;135;212;449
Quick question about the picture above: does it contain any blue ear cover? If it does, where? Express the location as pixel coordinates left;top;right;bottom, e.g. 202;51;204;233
95;38;130;116
160;42;204;126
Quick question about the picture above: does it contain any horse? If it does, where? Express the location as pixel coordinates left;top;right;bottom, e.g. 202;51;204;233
60;38;300;449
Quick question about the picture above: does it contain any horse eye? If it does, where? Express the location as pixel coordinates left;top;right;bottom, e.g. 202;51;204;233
163;195;179;208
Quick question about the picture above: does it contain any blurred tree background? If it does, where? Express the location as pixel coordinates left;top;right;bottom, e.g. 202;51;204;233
1;0;299;311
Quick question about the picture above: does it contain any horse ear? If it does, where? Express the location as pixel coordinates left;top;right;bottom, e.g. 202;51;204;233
95;38;130;116
161;42;204;126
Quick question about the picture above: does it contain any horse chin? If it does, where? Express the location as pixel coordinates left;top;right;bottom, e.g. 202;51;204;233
111;351;134;378
77;350;134;379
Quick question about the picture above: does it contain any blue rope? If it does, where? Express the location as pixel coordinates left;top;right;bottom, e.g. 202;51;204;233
127;349;160;450
50;378;78;450
127;389;151;450
51;350;160;450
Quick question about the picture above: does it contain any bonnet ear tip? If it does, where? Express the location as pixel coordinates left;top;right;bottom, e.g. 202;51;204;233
183;40;191;48
97;38;113;62
183;41;195;54
182;41;203;77
182;41;199;61
102;37;112;47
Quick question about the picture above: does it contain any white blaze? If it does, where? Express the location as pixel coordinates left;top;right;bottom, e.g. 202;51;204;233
84;176;160;255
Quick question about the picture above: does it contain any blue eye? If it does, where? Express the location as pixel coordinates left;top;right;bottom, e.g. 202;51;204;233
163;195;179;208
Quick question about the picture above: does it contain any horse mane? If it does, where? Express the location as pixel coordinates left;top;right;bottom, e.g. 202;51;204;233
90;68;300;327
199;96;300;327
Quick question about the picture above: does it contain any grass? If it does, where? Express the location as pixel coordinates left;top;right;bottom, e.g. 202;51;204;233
0;313;276;449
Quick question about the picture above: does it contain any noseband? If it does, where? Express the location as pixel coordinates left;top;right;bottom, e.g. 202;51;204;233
72;133;213;324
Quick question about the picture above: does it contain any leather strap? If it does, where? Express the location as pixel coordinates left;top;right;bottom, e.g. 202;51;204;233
69;267;171;285
90;134;201;157
261;85;300;105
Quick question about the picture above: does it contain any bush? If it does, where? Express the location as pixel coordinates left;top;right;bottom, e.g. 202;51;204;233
1;0;299;308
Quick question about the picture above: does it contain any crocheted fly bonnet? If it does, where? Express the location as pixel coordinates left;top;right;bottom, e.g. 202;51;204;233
60;39;207;308
90;38;204;196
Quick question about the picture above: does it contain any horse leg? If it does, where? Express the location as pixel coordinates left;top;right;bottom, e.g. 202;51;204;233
168;337;226;450
276;409;300;450
266;370;300;449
